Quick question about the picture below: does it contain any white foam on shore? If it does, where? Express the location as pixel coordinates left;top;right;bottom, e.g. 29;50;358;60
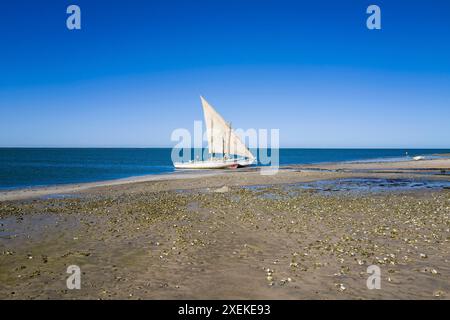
344;155;446;164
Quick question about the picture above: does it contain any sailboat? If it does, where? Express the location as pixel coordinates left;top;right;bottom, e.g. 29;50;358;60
173;96;256;169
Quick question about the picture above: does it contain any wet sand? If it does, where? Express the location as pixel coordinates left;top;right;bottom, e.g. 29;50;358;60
1;158;449;299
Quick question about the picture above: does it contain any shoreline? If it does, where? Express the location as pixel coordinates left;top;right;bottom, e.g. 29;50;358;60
1;158;450;201
0;170;238;201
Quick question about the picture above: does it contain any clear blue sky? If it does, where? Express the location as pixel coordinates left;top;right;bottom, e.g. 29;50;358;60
0;0;449;148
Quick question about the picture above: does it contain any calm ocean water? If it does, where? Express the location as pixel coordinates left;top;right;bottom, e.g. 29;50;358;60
0;148;449;190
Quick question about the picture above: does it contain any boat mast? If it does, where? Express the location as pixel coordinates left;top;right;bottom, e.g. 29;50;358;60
210;119;214;160
228;122;232;158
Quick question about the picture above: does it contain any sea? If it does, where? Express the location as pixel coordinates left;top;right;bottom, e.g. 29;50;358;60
0;148;449;190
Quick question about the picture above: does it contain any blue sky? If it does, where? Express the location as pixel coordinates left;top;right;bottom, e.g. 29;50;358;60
0;0;449;147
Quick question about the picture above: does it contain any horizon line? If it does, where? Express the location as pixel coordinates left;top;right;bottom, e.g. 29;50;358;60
1;146;449;150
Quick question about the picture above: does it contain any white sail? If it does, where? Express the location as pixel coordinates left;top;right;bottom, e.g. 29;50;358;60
200;96;254;159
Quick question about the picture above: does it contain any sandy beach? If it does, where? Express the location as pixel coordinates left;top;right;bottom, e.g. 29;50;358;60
1;158;449;299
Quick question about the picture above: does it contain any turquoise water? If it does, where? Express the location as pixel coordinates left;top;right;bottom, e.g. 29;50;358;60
0;148;449;190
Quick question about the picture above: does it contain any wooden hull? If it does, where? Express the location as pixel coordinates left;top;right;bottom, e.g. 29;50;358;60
173;158;254;169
